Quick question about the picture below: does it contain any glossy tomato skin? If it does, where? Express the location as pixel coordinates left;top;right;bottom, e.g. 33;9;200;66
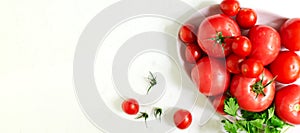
121;98;139;115
241;58;264;78
179;24;197;43
173;109;192;129
191;56;230;96
230;69;275;112
185;43;202;63
236;8;257;29
197;14;241;58
231;36;252;57
275;84;300;125
220;0;240;16
270;51;300;84
280;18;300;51
248;25;281;66
226;54;244;74
212;95;227;115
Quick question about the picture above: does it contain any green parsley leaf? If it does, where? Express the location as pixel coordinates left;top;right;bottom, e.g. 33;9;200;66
249;119;264;129
267;106;275;121
222;119;238;133
224;98;239;116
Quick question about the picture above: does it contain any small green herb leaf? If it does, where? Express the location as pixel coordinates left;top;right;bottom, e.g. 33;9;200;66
224;97;239;116
153;107;162;121
146;71;157;94
222;119;238;133
249;119;264;129
135;112;149;128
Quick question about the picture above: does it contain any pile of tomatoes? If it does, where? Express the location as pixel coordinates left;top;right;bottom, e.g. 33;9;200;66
179;0;300;126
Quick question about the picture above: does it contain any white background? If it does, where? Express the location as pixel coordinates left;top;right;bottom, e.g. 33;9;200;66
1;0;300;133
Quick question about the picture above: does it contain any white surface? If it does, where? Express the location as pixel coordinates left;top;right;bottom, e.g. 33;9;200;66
0;0;299;133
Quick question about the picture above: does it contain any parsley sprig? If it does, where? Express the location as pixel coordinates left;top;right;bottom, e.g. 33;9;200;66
222;97;292;133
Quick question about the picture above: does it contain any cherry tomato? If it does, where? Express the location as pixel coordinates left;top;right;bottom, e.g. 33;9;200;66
248;25;281;66
173;109;192;129
191;56;230;96
185;43;202;63
275;84;300;125
270;51;300;84
226;54;244;74
220;0;240;16
197;14;241;57
212;95;227;115
241;58;264;78
230;69;275;112
121;98;139;115
236;8;257;29
231;36;252;57
280;18;300;51
179;24;197;43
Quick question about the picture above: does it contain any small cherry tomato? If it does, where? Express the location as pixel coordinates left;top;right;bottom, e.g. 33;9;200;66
226;54;245;74
236;8;257;29
231;36;252;57
275;84;300;125
212;95;227;115
220;0;240;16
121;98;139;115
241;58;264;78
280;18;300;51
270;51;300;84
179;24;197;43
185;43;202;63
173;109;192;129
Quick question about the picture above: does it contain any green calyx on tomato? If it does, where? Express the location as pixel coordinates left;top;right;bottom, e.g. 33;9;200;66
251;74;277;98
294;104;300;112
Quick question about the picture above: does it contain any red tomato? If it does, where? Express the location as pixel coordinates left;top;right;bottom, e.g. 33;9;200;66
231;36;252;57
236;8;257;29
197;14;241;57
248;25;281;66
179;24;197;43
226;54;244;74
212;95;227;115
191;56;230;96
121;98;139;115
241;58;264;78
280;18;300;51
185;43;202;63
230;69;275;112
220;0;240;16
270;51;300;84
275;84;300;125
173;109;192;129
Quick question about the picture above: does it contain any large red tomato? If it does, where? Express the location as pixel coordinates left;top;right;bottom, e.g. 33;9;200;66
248;25;281;66
280;18;300;51
275;84;300;125
191;56;230;96
197;14;241;58
230;69;275;112
270;51;300;84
